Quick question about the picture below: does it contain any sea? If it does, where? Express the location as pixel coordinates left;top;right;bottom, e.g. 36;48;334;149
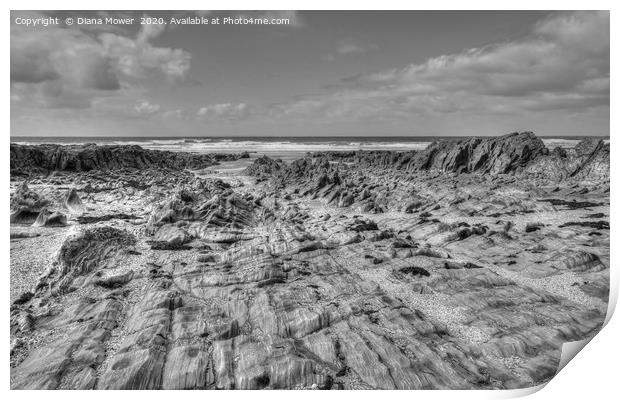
10;136;609;163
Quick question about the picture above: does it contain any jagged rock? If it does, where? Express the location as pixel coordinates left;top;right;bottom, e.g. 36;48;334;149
10;207;41;224
10;182;50;221
407;132;546;174
10;143;248;177
64;188;83;212
12;291;34;306
33;210;67;227
525;138;609;181
244;155;284;181
338;193;355;207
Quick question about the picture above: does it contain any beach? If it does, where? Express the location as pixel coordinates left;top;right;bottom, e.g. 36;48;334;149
9;132;610;389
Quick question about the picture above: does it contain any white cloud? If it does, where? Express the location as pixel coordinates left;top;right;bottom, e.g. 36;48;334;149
162;109;189;120
10;12;191;109
197;103;251;120
99;31;190;83
324;40;377;61
283;11;609;121
10;10;609;136
337;44;366;54
337;40;377;55
134;100;160;115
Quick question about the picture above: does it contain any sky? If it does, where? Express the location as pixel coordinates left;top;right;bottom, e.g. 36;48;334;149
10;10;610;137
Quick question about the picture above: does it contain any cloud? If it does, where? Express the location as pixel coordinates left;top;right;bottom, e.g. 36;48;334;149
197;103;251;120
11;26;120;91
11;12;191;109
291;11;609;121
99;30;191;83
136;19;166;44
11;10;609;136
134;100;161;115
324;39;377;61
337;44;366;54
162;109;189;120
337;40;377;55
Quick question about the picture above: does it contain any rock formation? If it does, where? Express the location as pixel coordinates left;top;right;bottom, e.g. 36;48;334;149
10;143;249;176
64;188;83;213
10;134;609;390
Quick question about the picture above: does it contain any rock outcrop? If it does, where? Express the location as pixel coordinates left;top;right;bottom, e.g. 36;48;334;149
33;210;67;227
10;182;51;224
245;133;608;214
10;143;248;176
64;188;83;213
308;132;546;174
303;132;608;183
243;155;284;182
406;132;546;174
525;138;610;181
40;227;136;294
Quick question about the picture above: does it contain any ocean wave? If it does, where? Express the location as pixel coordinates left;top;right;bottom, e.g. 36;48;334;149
541;138;582;149
152;139;187;145
135;140;431;154
10;138;433;154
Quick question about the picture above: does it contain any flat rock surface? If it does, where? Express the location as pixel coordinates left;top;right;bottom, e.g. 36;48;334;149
10;134;610;390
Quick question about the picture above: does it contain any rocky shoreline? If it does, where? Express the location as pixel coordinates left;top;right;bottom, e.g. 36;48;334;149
10;133;610;389
10;143;250;177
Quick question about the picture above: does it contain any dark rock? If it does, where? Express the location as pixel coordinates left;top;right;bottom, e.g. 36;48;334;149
583;213;605;219
399;266;430;277
33;210;67;227
77;213;140;224
407;132;546;174
10;143;249;177
525;222;544;233
558;221;609;230
244;155;284;181
10;182;50;223
347;218;378;232
444;261;483;270
147;241;192;251
12;291;34;306
539;199;603;209
10;207;41;224
64;188;83;212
